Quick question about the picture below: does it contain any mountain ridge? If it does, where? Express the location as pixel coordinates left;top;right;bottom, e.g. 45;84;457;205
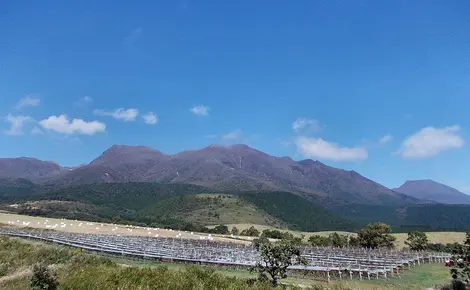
394;179;470;205
0;144;422;206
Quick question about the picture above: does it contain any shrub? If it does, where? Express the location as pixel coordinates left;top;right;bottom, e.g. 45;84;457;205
30;264;58;290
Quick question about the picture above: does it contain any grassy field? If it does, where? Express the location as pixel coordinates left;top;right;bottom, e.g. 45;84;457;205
184;194;284;227
2;212;468;249
110;256;452;289
226;223;468;249
0;212;244;243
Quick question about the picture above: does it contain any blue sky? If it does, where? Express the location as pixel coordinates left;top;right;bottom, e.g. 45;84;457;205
1;1;469;191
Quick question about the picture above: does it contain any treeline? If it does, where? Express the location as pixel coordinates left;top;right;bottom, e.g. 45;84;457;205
237;191;359;232
331;204;470;232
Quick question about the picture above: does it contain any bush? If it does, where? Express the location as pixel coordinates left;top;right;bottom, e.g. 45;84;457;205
240;226;260;237
30;264;58;290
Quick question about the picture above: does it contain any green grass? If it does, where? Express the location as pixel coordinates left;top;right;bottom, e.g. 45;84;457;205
224;223;468;249
174;194;284;227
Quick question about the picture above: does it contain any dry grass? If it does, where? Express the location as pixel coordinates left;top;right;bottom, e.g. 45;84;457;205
2;213;467;249
224;223;468;248
0;213;245;244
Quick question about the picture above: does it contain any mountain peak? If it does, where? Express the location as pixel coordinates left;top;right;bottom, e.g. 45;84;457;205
90;144;167;166
396;179;470;204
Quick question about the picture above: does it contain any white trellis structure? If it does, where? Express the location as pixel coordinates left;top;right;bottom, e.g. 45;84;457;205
0;227;450;282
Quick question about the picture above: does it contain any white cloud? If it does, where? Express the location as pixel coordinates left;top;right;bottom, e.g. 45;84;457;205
190;105;210;116
15;95;40;109
398;125;464;159
292;118;320;132
94;108;139;122
39;114;106;135
3;114;33;135
222;129;243;141
295;136;368;161
142;112;158;125
379;134;393;144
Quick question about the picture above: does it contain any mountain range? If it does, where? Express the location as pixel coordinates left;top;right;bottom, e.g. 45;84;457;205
1;144;419;205
1;144;470;232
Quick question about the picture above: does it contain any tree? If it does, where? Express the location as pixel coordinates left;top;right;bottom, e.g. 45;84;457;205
357;222;396;249
308;235;331;247
30;264;58;290
328;232;349;248
231;226;239;235
240;226;260;237
405;231;428;251
348;236;360;247
450;232;470;286
212;224;229;235
250;238;307;286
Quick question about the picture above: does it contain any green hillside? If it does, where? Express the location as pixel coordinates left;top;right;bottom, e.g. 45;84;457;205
2;181;470;232
330;203;470;232
0;183;295;230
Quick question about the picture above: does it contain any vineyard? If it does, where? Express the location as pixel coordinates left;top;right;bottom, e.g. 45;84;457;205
0;226;450;283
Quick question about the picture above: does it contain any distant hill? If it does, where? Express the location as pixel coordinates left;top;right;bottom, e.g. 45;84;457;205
1;182;357;232
39;144;419;206
0;157;65;180
2;182;470;232
395;180;470;205
330;203;470;231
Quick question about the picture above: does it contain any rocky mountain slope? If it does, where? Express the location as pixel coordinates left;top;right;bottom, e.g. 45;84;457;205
0;157;65;180
395;179;470;205
34;144;418;206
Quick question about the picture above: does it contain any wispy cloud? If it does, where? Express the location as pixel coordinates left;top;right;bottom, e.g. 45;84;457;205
124;28;143;44
142;112;158;125
3;114;33;135
30;126;44;135
15;95;40;109
292;118;320;132
94;108;139;122
295;136;368;161
75;96;93;106
379;134;393;144
222;129;243;141
397;125;464;159
190;105;210;116
39;114;106;135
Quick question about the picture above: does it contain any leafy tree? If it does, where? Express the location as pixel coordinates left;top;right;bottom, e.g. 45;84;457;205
250;238;307;286
405;231;428;251
328;232;349;248
231;227;239;235
30;264;58;290
450;232;470;286
240;226;260;237
357;222;396;249
212;225;229;235
348;236;360;247
308;235;331;247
